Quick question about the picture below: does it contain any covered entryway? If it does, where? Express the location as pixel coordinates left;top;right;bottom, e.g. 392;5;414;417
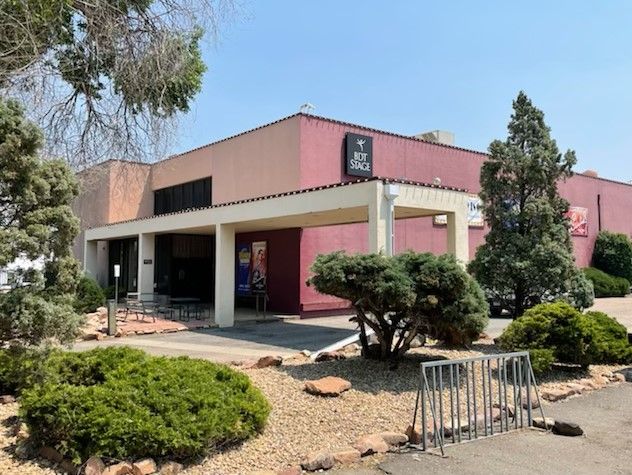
84;178;470;327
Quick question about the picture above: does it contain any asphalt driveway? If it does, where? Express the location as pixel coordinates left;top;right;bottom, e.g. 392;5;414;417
335;382;632;475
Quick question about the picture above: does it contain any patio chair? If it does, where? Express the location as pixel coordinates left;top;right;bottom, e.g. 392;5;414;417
123;296;144;321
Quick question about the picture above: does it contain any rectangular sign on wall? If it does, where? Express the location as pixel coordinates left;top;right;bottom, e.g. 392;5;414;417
345;133;373;177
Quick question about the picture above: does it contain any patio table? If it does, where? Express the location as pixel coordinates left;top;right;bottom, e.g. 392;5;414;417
169;297;201;321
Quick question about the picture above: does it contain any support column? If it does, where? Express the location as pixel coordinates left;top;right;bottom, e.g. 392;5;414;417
368;182;389;254
215;223;235;327
83;239;98;279
446;209;469;265
137;233;155;297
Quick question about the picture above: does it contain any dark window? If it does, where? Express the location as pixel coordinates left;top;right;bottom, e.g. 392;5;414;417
154;177;212;215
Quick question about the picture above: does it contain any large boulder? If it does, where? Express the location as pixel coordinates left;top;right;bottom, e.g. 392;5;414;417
0;395;16;404
304;376;351;397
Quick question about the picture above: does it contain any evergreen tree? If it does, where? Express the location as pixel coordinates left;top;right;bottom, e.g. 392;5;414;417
468;92;593;317
0;99;83;346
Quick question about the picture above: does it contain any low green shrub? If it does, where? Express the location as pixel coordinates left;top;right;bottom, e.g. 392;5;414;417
592;230;632;281
74;275;106;313
528;348;556;375
19;347;270;464
583;267;630;298
583;311;632;363
498;302;632;371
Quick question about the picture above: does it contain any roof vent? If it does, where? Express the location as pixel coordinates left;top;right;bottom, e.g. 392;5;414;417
415;130;455;146
582;169;598;178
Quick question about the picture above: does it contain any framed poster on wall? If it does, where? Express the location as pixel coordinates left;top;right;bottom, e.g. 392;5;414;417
236;244;252;295
565;206;588;236
250;241;268;294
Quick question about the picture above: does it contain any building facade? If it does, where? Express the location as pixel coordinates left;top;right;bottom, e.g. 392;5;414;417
74;113;632;321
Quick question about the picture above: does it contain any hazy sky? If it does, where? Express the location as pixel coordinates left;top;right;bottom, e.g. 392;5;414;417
176;1;632;182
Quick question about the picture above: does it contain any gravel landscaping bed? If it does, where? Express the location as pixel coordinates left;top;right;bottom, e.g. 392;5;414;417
0;340;628;475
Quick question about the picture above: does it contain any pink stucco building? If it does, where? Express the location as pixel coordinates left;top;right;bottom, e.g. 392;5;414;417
75;113;632;319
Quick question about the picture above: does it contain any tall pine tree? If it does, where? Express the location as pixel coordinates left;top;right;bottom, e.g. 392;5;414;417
468;92;593;317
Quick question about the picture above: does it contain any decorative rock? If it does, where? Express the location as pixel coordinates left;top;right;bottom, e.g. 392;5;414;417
611;373;626;383
565;383;585;394
409;335;426;349
300;349;312;357
38;446;64;463
379;431;408;447
315;351;346;362
103;462;134;475
301;450;335;471
132;458;157;475
624;369;632;382
60;459;78;474
553;420;584;437
95;332;107;341
14;423;29;441
84;456;106;475
304;376;351;397
578;378;600;390
493;402;515;417
277;466;302;475
405;424;422;445
541;388;574;402
352;434;389;456
521;394;541;409
532;416;555;430
159;462;184;475
342;343;360;352
252;355;283;369
333;449;361;465
0;394;16;404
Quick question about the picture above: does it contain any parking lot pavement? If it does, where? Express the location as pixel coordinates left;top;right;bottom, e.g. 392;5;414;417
334;383;632;475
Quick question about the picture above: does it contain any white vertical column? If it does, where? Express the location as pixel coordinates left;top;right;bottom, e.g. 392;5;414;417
368;182;389;254
215;223;235;327
137;233;155;297
446;209;469;265
84;239;99;278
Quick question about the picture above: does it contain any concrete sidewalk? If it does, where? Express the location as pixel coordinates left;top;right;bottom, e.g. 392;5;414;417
74;315;358;362
337;383;632;475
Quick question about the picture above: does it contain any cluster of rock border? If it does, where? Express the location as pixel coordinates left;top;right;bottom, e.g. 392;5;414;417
540;370;627;402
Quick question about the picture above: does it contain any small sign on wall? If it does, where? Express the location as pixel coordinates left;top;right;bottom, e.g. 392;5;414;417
433;195;484;227
143;259;153;265
345;133;373;177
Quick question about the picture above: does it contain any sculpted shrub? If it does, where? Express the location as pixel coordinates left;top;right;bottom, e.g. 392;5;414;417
308;251;488;361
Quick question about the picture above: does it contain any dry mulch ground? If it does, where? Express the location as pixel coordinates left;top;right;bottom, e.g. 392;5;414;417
0;340;627;475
